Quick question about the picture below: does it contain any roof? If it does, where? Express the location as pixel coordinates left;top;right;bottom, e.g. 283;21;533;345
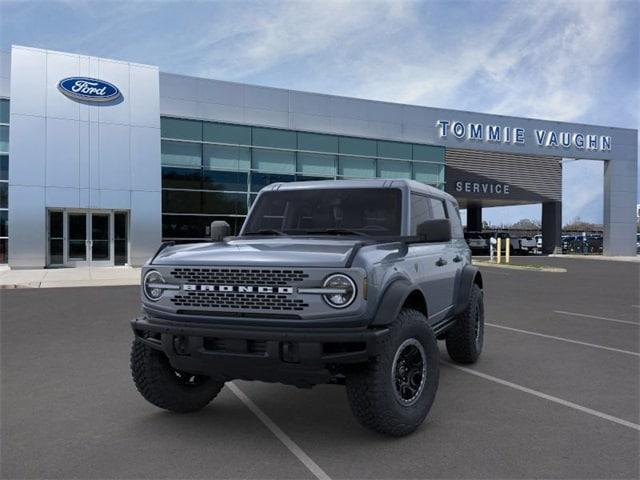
261;178;458;205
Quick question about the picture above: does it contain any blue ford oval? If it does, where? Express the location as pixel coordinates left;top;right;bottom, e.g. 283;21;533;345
58;77;121;102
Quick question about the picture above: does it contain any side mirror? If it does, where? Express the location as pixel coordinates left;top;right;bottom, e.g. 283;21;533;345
417;219;452;243
210;221;231;241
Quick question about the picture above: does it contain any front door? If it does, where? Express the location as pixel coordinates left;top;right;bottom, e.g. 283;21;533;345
67;213;89;266
48;210;129;267
90;213;111;266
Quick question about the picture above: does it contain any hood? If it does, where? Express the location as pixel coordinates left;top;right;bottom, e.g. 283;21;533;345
151;237;363;268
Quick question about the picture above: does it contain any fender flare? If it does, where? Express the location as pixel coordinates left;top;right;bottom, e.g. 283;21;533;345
454;265;483;315
371;277;415;326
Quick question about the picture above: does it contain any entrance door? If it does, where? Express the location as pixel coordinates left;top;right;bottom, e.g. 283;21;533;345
67;213;89;266
48;210;129;267
90;213;112;266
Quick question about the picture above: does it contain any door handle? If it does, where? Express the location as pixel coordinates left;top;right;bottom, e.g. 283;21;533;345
453;255;463;263
436;257;447;267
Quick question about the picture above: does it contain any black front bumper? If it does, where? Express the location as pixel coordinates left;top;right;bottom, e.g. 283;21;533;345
131;316;389;387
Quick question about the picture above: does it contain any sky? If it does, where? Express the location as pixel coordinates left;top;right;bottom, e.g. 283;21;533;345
1;0;638;226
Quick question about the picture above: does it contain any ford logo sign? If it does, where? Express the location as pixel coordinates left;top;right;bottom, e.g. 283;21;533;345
57;77;121;102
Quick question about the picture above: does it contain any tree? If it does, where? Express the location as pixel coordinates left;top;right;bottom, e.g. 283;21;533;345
510;218;541;230
563;216;602;232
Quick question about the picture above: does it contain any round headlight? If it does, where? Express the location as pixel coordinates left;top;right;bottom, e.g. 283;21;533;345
143;270;165;302
322;274;357;308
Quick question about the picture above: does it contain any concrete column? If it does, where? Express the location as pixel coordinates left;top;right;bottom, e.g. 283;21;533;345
467;205;483;231
603;153;637;256
542;201;562;254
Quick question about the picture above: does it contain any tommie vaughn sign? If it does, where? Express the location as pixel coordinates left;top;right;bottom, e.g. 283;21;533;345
58;77;121;102
436;120;612;152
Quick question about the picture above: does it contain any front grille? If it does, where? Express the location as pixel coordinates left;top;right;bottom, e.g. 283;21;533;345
170;268;308;286
171;291;309;311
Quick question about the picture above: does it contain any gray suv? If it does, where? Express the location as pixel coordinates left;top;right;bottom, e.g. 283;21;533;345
130;179;484;436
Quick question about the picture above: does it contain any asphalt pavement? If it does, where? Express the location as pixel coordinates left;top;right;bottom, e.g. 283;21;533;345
1;257;638;479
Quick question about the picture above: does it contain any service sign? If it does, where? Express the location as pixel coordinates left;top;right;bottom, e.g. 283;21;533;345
58;77;121;102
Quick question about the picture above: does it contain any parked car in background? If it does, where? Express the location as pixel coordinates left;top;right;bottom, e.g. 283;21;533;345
464;231;489;253
518;236;537;254
564;234;603;254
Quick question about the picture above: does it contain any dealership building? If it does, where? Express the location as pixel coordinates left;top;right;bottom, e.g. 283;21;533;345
0;45;637;268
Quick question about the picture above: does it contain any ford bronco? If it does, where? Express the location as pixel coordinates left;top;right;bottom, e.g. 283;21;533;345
130;179;484;436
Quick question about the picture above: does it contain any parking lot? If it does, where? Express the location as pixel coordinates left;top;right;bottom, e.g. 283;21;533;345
1;257;639;479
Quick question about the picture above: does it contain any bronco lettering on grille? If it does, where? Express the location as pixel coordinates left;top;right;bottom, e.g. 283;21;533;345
182;285;294;294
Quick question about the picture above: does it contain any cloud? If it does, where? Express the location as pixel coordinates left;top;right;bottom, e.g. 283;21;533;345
1;0;636;224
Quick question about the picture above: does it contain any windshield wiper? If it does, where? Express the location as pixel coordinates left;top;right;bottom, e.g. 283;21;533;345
244;229;288;236
305;228;368;237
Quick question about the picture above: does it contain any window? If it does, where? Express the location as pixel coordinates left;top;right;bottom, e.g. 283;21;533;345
252;148;295;173
410;194;431;235
203;122;250;145
163;215;243;239
162;190;202;214
204;144;250;171
378;141;411;160
202;192;247;215
243;188;402;236
250;172;295;192
298;132;338;153
161;117;202;141
0;210;7;237
0;155;7;180
0;183;7;208
158;116;446;243
114;212;128;265
0;126;8;153
338;156;376;178
413;163;443;185
447;201;464;239
0;99;8;124
163;214;210;239
429;198;448;219
378;159;411;179
202;170;248;192
339;137;376;157
162;167;202;189
252;127;296;149
161;141;201;167
413;144;445;163
297;152;336;177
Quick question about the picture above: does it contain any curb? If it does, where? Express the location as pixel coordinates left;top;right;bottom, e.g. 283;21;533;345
0;280;140;289
473;261;567;273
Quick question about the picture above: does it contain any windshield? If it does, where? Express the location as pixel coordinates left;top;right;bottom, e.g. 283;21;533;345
243;188;402;237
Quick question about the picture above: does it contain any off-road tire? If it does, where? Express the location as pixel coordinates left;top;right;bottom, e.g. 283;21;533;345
131;339;224;413
345;308;439;436
445;284;484;364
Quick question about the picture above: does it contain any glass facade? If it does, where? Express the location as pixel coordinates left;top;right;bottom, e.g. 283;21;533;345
160;117;446;242
0;99;8;263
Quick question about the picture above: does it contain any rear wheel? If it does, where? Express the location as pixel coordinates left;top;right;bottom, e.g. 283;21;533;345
445;284;484;363
346;309;439;436
131;339;224;413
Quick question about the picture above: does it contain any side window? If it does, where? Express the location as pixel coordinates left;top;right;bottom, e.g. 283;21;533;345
428;198;448;220
410;193;431;235
447;201;464;238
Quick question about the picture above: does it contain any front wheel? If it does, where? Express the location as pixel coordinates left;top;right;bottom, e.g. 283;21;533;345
131;339;224;413
345;309;439;436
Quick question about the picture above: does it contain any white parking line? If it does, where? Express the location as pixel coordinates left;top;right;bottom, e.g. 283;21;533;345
486;323;640;357
228;382;331;480
445;363;640;431
554;310;639;326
